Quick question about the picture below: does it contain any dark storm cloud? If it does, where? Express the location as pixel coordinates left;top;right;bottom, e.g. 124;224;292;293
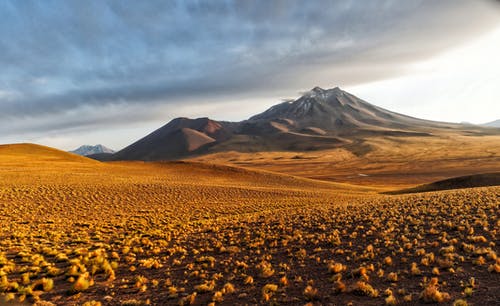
0;0;499;134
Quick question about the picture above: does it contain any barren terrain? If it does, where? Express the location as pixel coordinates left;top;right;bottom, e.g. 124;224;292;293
191;134;500;188
0;143;498;306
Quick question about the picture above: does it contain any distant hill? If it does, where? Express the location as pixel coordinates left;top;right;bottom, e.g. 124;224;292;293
70;144;115;156
0;143;98;164
108;86;498;161
111;118;231;161
385;172;500;194
483;119;500;127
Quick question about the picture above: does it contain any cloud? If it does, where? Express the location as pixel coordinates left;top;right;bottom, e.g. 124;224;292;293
347;25;500;124
0;0;499;143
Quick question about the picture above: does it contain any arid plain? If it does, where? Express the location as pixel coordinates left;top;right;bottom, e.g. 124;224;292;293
191;133;500;188
0;138;499;305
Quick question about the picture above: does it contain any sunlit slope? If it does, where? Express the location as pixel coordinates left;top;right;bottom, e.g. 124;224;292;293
0;143;104;184
0;143;373;229
0;143;371;191
109;160;375;192
0;143;99;164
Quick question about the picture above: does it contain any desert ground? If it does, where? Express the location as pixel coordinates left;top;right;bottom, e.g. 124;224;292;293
0;143;499;305
191;134;500;188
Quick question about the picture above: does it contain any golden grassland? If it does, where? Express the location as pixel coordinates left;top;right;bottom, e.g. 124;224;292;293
0;144;499;305
191;134;500;188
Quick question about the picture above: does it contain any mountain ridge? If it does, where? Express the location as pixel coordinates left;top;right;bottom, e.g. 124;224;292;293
483;119;500;128
101;86;498;161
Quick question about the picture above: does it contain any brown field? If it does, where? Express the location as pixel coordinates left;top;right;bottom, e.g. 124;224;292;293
0;143;499;305
191;134;500;188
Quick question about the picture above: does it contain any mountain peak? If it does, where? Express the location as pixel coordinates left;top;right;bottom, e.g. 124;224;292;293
308;86;342;96
250;86;353;121
70;144;115;156
311;86;325;92
308;86;345;101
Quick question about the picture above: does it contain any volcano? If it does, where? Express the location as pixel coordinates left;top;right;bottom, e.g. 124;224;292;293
105;87;495;161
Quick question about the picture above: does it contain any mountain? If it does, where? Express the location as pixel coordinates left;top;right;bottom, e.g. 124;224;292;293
246;86;460;135
107;86;496;161
483;119;500;127
70;144;115;156
111;117;232;161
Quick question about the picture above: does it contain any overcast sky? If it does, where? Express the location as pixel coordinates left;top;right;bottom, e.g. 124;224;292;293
1;0;499;151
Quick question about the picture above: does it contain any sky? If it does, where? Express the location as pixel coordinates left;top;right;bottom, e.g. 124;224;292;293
0;0;499;151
